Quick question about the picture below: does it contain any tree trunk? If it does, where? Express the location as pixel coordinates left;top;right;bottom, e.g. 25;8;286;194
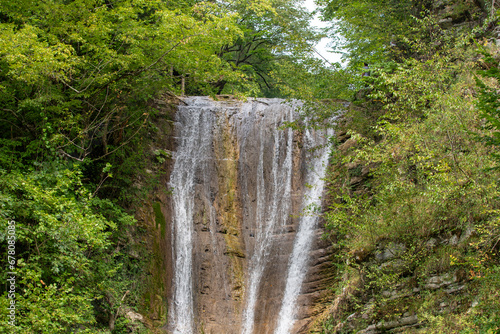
109;314;116;331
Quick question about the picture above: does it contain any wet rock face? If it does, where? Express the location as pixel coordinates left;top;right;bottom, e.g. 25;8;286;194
165;97;333;333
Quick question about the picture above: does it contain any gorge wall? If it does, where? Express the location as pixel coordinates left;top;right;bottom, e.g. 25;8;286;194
155;96;334;334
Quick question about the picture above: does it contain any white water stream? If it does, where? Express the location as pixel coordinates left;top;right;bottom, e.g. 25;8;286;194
169;99;216;333
275;127;333;334
241;106;295;334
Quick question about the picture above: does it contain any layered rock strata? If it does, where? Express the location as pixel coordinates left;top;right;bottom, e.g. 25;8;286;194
163;96;333;334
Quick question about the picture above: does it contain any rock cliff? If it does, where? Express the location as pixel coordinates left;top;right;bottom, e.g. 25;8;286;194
143;96;336;333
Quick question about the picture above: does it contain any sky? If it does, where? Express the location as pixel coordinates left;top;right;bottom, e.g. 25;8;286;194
303;0;343;64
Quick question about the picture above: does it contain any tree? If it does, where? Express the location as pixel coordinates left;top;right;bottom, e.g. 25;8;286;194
212;0;324;97
0;1;245;331
476;47;500;164
316;0;432;64
0;0;243;163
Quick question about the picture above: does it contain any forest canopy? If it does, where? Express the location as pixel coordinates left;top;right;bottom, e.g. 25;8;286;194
2;0;500;332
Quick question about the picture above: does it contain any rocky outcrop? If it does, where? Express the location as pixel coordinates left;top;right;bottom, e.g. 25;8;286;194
131;93;179;332
304;111;480;333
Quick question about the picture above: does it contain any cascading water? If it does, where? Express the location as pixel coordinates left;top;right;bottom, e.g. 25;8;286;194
241;106;295;334
168;97;333;334
275;127;333;334
169;99;216;333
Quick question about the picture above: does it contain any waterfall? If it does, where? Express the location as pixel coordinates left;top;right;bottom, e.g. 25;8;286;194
241;106;294;334
169;98;216;333
275;127;332;334
168;97;333;334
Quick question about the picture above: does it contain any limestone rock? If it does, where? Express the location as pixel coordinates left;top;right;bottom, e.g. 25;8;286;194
375;243;406;262
125;310;144;323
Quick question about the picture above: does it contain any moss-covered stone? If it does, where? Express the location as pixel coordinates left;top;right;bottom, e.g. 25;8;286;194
153;201;166;236
131;93;178;332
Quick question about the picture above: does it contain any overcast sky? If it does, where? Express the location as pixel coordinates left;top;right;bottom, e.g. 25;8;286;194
303;0;343;64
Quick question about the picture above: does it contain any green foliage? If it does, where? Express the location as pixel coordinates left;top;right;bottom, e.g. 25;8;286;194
416;266;500;333
0;0;329;331
320;40;500;331
153;149;171;165
466;266;500;333
309;1;500;332
153;202;166;236
475;46;500;165
0;0;243;164
0;163;136;332
270;57;357;100
216;0;324;97
316;0;428;64
327;55;496;247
